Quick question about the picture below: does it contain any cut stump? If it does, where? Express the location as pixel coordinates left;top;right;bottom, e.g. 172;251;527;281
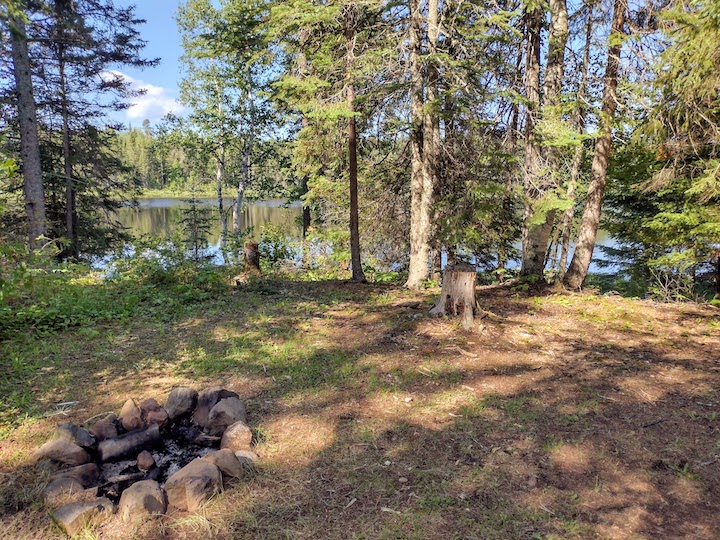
429;263;479;330
244;241;261;275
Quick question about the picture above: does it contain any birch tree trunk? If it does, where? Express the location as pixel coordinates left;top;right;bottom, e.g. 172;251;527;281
233;86;254;233
10;14;46;251
405;0;430;289
216;144;227;247
564;0;626;289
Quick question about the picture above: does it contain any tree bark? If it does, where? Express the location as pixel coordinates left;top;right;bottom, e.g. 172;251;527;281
429;263;479;330
423;0;441;283
345;7;366;283
55;0;78;259
216;143;227;246
233;85;254;233
300;116;311;239
98;424;162;462
405;0;429;289
521;0;569;279
243;241;260;274
520;6;545;277
10;14;46;251
559;6;593;279
564;0;626;290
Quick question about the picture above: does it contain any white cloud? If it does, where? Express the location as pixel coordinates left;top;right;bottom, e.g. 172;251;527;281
102;70;185;122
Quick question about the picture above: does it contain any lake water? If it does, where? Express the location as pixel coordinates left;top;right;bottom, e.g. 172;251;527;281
117;198;303;247
117;197;617;272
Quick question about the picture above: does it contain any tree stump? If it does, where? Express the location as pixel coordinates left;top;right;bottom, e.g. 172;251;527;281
244;241;260;275
429;263;479;330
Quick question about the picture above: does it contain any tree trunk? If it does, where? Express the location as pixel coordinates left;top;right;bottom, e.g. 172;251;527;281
346;7;366;283
522;0;569;278
243;241;260;274
429;263;479;330
10;14;46;251
423;0;441;283
233;86;254;233
559;6;593;279
564;0;626;290
405;0;429;289
55;0;78;259
431;245;442;281
715;251;720;299
520;6;544;277
61;64;77;259
300;116;312;239
216;145;227;247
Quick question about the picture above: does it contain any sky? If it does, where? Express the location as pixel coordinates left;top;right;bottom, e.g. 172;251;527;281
112;0;186;126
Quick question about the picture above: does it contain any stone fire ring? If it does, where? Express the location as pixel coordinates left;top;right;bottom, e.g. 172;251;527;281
33;386;259;537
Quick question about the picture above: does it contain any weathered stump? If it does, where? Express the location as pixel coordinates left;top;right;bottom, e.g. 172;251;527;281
244;241;260;274
429;263;479;330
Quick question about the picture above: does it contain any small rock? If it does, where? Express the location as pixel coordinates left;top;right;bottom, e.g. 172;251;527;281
35;439;91;467
193;387;239;428
404;397;413;403
165;458;222;512
50;463;100;487
202;449;244;478
89;414;118;441
51;497;113;537
234;450;259;466
165;386;198;421
398;477;408;483
206;397;247;436
54;424;96;449
118;480;166;522
43;477;85;505
220;421;253;452
139;398;169;428
137;450;155;471
119;399;144;432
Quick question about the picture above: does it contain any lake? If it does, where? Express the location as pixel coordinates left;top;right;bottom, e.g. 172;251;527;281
117;197;617;272
117;197;303;246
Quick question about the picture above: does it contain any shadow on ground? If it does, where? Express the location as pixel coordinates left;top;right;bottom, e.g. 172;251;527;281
1;280;719;539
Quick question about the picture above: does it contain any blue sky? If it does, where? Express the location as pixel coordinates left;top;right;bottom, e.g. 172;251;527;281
113;0;186;126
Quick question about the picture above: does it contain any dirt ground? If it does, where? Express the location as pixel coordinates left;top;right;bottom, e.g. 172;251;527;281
1;281;719;539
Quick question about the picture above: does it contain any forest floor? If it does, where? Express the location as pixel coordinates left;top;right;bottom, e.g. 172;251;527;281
1;279;719;539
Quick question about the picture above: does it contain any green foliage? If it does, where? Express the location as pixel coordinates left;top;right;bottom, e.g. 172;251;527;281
604;141;720;299
258;223;296;271
179;192;214;263
0;242;132;339
222;226;254;267
109;234;227;301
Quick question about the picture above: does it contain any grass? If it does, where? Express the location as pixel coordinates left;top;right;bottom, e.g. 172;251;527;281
1;271;720;539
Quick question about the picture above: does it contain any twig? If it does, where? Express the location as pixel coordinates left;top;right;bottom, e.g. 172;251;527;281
83;411;115;425
642;419;666;428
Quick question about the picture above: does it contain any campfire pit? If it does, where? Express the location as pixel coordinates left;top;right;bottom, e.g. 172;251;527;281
34;386;258;536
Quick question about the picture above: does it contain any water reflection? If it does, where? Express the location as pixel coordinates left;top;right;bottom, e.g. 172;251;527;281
117;198;303;247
